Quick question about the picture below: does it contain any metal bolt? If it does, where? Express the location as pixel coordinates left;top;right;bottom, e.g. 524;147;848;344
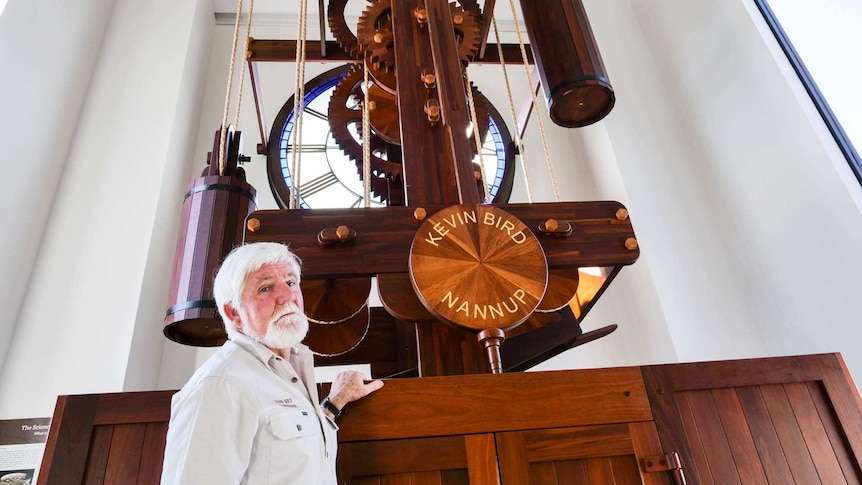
247;218;261;232
336;225;351;241
616;208;629;220
414;207;427;221
625;237;638;250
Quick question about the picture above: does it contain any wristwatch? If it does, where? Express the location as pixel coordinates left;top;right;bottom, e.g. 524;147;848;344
321;397;343;419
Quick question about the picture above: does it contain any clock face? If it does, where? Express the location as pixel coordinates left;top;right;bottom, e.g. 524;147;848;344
267;65;514;209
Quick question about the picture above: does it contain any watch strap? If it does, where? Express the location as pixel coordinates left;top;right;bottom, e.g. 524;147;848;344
321;397;343;418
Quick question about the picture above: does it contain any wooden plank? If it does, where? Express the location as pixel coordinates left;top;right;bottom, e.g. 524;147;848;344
337;367;651;442
711;388;769;484
137;422;168;485
247;39;532;64
465;434;500;485
244;201;638;278
759;384;821;483
735;386;796;484
609;455;642;484
523;424;633;462
103;423;146;484
550;459;588;484
93;390;174;425
82;426;112;485
785;382;848;484
38;394;99;485
411;470;443;485
628;421;671;485
685;390;741;485
342;436;466;476
528;460;572;485
819;354;862;468
496;431;531;485
586;456;614;483
440;468;470;485
676;391;716;485
656;355;827;391
807;381;862;484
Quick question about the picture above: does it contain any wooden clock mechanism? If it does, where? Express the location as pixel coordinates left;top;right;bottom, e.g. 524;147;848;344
164;0;636;378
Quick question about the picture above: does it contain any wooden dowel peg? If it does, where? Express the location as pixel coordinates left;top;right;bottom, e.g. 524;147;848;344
478;328;506;374
247;218;261;232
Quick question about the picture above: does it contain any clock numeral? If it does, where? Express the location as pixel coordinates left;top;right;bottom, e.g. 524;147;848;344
300;171;340;198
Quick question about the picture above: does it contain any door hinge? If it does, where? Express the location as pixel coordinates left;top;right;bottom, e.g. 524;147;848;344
643;452;687;485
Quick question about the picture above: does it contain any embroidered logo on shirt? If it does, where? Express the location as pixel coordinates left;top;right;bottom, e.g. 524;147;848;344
274;398;297;407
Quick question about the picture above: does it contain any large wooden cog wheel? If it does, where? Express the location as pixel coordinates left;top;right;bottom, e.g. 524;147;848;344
409;205;548;332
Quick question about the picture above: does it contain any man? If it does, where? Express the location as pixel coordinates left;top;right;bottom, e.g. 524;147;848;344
161;242;383;484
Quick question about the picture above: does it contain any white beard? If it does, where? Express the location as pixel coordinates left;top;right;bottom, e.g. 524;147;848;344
240;304;309;350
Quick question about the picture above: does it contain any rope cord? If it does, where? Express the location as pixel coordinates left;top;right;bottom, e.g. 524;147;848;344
492;16;533;203
464;69;490;203
362;58;372;207
218;0;245;176
233;0;256;128
289;0;309;209
505;0;561;201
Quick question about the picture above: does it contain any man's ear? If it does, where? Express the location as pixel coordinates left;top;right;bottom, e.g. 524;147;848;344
223;302;242;330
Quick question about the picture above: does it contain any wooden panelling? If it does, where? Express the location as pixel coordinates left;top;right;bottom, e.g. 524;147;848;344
337;367;651;442
82;426;112;485
103;423;146;484
643;354;862;485
38;353;862;485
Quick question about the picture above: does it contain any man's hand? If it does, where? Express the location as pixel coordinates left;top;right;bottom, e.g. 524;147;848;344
327;370;384;411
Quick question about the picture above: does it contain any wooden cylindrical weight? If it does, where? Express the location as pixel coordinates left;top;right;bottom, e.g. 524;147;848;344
519;0;614;127
163;172;257;346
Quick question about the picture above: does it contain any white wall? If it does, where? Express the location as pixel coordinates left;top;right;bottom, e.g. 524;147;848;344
0;0;212;418
0;0;115;383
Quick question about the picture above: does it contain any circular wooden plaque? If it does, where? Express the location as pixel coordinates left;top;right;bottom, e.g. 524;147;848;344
409;204;548;331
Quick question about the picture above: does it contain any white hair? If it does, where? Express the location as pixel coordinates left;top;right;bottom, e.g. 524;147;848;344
213;242;302;339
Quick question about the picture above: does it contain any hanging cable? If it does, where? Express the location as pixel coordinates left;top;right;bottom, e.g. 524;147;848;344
218;0;246;176
465;69;490;203
505;0;561;201
289;0;309;209
492;16;533;203
362;58;372;207
233;0;256;128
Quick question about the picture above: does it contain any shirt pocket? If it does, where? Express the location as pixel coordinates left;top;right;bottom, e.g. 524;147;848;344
267;408;318;441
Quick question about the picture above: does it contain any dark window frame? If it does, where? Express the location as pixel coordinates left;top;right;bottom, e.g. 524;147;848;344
754;0;862;186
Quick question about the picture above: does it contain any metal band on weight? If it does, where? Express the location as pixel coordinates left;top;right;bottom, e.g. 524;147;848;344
184;183;257;204
165;299;217;318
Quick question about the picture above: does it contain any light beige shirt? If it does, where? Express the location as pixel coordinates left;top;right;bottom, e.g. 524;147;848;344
161;333;338;484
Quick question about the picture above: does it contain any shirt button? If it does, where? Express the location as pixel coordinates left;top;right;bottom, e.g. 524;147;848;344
291;377;298;383
296;425;302;431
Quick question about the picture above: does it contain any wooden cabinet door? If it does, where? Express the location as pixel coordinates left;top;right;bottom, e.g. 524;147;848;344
495;422;671;485
643;354;862;484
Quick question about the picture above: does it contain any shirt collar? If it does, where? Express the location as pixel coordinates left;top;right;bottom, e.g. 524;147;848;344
229;332;310;368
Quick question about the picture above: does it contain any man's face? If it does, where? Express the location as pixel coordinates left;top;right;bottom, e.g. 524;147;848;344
232;260;308;350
